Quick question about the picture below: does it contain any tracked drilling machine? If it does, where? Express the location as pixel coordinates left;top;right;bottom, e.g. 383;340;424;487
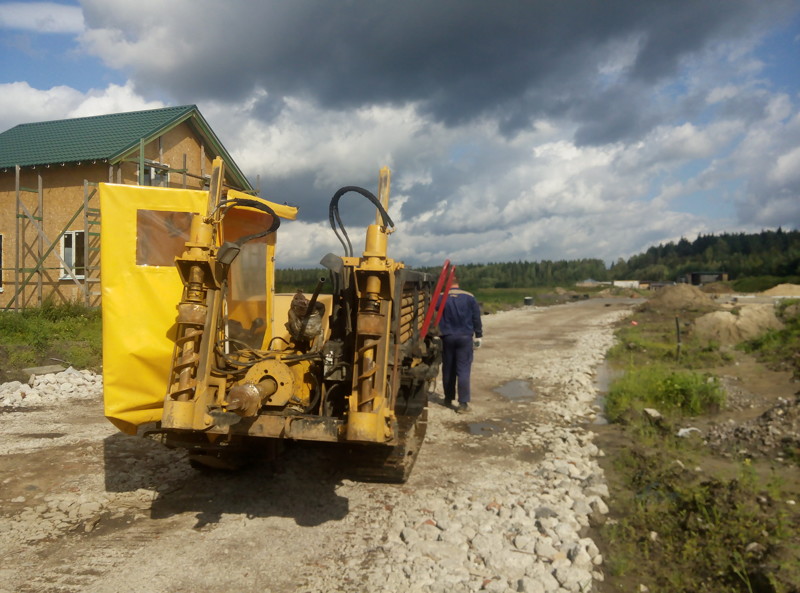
101;158;442;481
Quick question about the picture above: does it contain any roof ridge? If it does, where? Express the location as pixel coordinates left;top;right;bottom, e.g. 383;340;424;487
11;104;197;130
0;104;252;190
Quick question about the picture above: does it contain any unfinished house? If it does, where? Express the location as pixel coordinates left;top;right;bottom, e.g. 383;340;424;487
0;105;253;310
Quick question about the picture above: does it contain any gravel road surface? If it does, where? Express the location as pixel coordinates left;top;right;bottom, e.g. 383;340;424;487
0;298;634;593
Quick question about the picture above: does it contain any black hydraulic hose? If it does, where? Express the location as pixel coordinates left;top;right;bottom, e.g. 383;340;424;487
218;198;281;244
328;186;395;257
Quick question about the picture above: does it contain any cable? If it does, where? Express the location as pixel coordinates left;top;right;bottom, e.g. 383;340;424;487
217;198;281;244
328;186;395;257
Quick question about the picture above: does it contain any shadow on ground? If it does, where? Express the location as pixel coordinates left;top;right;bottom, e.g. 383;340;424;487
103;433;349;528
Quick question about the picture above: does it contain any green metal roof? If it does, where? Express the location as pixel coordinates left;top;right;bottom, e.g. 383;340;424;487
0;105;252;190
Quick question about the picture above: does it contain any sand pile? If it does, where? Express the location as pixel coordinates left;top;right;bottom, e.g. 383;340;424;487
694;304;783;346
761;283;800;297
645;284;716;311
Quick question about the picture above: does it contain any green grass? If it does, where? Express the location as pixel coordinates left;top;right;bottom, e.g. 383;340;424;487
472;287;545;313
606;363;725;422
472;285;607;313
0;300;102;378
732;276;800;293
602;451;792;593
598;299;800;593
607;312;734;369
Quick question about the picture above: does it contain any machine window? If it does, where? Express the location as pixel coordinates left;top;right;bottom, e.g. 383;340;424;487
136;210;195;266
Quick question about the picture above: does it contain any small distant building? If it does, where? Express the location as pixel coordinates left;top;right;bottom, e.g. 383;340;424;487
649;282;675;291
683;271;729;286
612;280;640;289
0;105;253;309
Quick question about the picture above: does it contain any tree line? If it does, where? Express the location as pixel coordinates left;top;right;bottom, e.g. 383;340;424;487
275;229;800;291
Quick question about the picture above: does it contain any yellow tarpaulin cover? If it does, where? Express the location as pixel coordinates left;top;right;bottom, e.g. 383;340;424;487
100;183;207;434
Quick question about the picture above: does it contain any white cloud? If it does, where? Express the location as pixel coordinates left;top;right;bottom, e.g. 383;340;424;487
768;146;800;187
0;81;164;131
0;2;84;34
201;94;452;192
67;82;164;118
0;82;84;130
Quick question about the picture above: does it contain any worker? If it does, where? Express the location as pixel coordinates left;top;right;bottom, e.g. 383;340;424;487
439;274;482;413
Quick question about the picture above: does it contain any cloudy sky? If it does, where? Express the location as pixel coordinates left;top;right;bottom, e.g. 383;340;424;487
1;0;799;268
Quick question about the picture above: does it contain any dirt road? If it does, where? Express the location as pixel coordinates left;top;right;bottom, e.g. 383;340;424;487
0;298;634;593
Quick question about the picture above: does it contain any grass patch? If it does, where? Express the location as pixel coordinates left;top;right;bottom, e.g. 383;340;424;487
607;310;734;369
472;286;608;313
0;300;102;379
606;363;724;422
602;450;795;593
597;299;800;593
471;287;538;313
732;276;800;293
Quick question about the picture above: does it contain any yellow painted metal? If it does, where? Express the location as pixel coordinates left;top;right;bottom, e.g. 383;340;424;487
363;226;388;258
227;188;299;221
101;165;298;435
103;159;413;451
344;168;403;444
100;183;208;434
375;166;390;225
347;409;392;442
235;358;302;408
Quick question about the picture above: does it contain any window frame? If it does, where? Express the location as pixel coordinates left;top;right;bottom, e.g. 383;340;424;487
60;230;86;280
138;163;169;187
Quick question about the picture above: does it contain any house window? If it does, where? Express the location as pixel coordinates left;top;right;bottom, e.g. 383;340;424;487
139;165;169;187
61;231;85;279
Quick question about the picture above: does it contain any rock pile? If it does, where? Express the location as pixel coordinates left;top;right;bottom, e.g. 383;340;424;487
706;395;800;460
0;367;102;407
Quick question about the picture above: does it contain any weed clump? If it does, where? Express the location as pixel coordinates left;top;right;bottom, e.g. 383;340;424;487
603;450;795;593
606;364;724;422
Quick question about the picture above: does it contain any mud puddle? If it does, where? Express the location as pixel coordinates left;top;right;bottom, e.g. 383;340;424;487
592;360;621;425
493;379;535;400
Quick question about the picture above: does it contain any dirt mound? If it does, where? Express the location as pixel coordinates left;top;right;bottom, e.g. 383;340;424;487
694;304;783;346
700;282;733;294
761;283;800;297
644;284;717;311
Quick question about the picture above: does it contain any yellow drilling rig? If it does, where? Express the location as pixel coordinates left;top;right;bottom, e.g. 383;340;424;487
101;158;442;482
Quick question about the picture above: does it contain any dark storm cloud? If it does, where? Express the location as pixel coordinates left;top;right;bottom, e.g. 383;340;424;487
88;0;794;143
258;173;394;230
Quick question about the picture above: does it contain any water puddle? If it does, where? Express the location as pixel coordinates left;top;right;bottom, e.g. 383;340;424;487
592;360;622;425
467;421;500;436
493;380;535;400
466;420;510;436
18;432;67;439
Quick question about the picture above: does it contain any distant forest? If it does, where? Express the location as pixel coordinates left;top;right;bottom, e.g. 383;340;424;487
275;229;800;291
